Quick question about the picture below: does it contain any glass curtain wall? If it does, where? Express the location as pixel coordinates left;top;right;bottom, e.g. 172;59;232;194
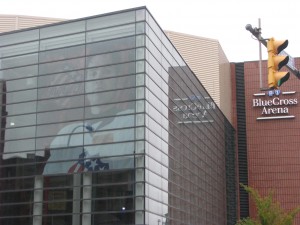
0;6;235;225
0;8;147;225
144;10;235;225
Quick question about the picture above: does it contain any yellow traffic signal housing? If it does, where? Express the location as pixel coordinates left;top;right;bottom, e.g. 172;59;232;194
267;37;290;89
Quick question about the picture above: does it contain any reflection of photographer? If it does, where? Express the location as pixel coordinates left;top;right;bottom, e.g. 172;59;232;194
43;51;136;175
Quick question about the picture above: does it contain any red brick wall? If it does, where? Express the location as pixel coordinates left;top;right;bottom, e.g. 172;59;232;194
243;58;300;223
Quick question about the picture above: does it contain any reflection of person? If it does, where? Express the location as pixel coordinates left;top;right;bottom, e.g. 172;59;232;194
43;54;135;175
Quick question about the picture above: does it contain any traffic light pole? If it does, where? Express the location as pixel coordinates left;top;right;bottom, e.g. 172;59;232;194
258;19;263;89
245;24;300;80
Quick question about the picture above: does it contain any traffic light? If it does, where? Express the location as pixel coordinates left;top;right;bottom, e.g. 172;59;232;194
267;37;290;89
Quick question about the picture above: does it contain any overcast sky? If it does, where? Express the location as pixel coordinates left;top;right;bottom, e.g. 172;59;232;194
1;0;299;63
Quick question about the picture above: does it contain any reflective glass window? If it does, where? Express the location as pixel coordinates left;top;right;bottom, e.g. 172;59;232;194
40;33;85;51
38;82;84;100
40;21;85;39
85;62;135;80
86;49;135;68
0;176;34;224
87;11;135;30
86;36;135;56
37;108;84;125
0;65;38;81
39;57;85;75
0;41;38;58
5;77;37;92
85;75;135;93
42;146;85;175
35;136;69;151
6;89;37;104
86;24;135;43
39;45;85;63
86;127;135;143
136;9;146;21
36;121;85;138
0;29;39;47
37;95;84;112
38;70;84;88
85;101;135;120
3;126;36;140
85;88;136;107
83;142;135;158
84;114;135;134
6;101;37;115
1;139;36;159
5;113;36;128
0;53;38;69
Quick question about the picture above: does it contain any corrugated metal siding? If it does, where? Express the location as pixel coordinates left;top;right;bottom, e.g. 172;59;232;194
165;30;232;123
0;16;17;33
0;15;64;33
219;43;232;123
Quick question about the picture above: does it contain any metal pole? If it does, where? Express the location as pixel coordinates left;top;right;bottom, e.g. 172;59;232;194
258;18;263;89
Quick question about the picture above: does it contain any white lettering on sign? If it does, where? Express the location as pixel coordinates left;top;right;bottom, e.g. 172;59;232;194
173;97;215;123
252;97;298;108
252;92;298;120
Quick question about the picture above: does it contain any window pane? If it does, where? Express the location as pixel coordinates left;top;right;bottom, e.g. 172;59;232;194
87;11;135;30
85;75;135;93
6;101;37;115
37;108;84;124
0;65;38;80
86;49;135;68
85;62;135;80
2;139;35;159
40;21;85;39
39;45;85;63
40;33;85;50
85;101;135;120
37;95;84;112
6;89;37;104
5;113;36;128
84;114;135;133
0;29;39;47
85;88;136;107
38;82;84;100
3;126;36;140
86;36;135;56
1;54;38;69
86;24;135;43
36;121;85;138
39;58;85;75
38;70;84;88
43;146;84;175
5;77;37;92
0;41;38;58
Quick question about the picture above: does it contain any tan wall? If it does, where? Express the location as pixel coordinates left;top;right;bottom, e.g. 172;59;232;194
165;31;232;123
0;14;64;33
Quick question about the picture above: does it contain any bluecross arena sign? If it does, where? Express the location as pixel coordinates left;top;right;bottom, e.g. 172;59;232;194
252;90;298;120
